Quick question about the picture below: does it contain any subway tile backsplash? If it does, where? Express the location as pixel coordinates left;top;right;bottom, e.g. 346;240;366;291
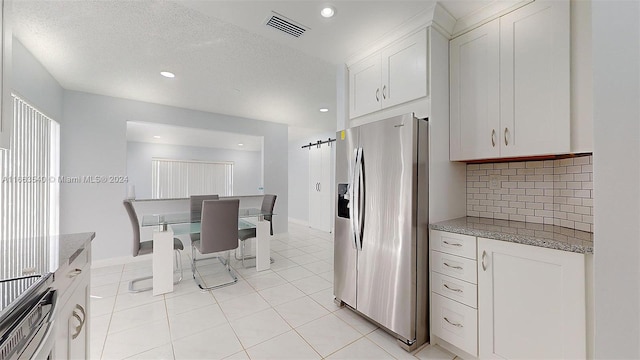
467;155;593;232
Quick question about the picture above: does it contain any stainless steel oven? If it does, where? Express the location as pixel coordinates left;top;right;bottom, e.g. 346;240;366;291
0;274;56;360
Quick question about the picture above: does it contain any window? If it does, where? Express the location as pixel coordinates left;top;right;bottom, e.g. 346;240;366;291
0;95;60;278
151;158;233;199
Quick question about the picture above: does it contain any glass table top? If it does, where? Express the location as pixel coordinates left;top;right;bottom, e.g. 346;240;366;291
141;208;274;231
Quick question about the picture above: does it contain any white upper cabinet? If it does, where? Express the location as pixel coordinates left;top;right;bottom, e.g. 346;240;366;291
450;21;500;161
0;0;12;151
450;0;570;161
500;0;570;158
349;54;382;119
349;28;428;119
380;28;428;109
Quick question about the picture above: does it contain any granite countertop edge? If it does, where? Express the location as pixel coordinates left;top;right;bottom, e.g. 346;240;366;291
430;219;593;255
59;232;96;268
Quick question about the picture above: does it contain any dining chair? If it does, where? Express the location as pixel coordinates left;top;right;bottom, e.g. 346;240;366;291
123;200;184;292
188;194;220;244
236;194;277;268
191;199;240;290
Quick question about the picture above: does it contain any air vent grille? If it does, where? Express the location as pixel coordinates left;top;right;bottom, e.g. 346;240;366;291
265;12;307;38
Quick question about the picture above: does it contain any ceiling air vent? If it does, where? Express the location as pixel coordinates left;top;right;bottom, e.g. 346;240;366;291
264;12;308;38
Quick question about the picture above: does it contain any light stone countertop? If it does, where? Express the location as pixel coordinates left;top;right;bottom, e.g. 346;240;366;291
57;232;95;268
430;217;593;254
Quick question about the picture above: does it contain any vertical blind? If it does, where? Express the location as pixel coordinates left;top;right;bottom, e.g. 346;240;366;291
0;95;60;279
151;158;233;199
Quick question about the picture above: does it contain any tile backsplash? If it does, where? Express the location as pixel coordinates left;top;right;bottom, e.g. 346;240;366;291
467;155;593;232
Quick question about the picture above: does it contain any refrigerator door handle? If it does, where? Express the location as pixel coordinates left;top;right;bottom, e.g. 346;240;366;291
357;148;365;250
350;148;361;250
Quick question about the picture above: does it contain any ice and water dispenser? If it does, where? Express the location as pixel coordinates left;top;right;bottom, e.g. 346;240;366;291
337;183;350;219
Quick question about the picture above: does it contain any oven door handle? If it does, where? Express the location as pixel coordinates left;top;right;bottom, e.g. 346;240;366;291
17;289;58;359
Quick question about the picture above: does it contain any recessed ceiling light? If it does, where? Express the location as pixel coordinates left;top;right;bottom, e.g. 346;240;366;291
320;6;335;18
153;135;161;139
319;108;329;112
238;143;244;146
160;71;175;78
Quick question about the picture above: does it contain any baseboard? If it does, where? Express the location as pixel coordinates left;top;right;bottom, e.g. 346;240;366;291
288;217;309;227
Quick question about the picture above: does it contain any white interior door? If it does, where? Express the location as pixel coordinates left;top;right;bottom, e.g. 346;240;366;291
309;144;332;232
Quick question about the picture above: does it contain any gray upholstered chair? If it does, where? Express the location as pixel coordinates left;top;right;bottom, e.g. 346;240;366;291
236;194;277;268
191;199;240;290
123;200;184;292
188;194;220;243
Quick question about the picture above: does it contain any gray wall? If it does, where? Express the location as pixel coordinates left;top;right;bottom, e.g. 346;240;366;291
592;1;640;358
12;39;63;120
60;91;288;261
126;141;262;198
288;131;335;224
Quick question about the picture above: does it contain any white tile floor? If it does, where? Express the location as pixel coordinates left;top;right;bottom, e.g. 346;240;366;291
90;222;458;360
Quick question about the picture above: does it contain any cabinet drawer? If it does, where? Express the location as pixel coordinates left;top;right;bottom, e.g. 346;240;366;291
431;250;477;284
431;293;478;356
432;272;477;308
54;248;89;303
430;230;476;259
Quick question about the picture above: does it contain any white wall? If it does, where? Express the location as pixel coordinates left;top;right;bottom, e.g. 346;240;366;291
592;1;640;358
12;39;63;121
60;91;288;261
288;131;335;224
126;141;262;198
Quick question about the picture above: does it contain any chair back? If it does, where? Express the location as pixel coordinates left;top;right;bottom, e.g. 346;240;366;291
261;194;277;235
123;200;141;257
190;194;219;241
199;199;240;254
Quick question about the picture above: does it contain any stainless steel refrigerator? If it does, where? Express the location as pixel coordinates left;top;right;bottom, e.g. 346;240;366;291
334;113;429;351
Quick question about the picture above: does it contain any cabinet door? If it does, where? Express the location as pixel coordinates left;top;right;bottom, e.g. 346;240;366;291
450;20;500;161
381;28;428;109
0;0;12;151
67;279;89;360
55;270;90;360
500;0;570;157
477;238;586;359
349;54;381;119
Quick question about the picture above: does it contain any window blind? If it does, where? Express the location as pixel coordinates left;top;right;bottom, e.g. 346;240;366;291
0;95;60;279
151;158;233;199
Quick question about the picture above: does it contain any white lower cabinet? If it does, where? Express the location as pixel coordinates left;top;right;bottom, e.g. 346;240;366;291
477;237;586;359
54;246;91;360
430;230;587;359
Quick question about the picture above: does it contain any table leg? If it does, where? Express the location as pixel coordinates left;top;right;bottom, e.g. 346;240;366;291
255;220;271;271
152;228;174;296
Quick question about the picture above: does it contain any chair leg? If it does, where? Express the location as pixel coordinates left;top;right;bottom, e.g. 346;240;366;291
192;249;238;291
129;250;184;293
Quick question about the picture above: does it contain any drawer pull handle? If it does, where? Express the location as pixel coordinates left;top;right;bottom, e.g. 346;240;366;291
444;317;463;328
67;268;82;278
491;129;496;147
443;284;463;293
443;262;463;270
443;241;462;247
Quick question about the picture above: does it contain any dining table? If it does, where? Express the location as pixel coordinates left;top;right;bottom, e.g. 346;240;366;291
141;208;274;296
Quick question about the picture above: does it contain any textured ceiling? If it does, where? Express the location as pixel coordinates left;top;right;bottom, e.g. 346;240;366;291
13;1;491;137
